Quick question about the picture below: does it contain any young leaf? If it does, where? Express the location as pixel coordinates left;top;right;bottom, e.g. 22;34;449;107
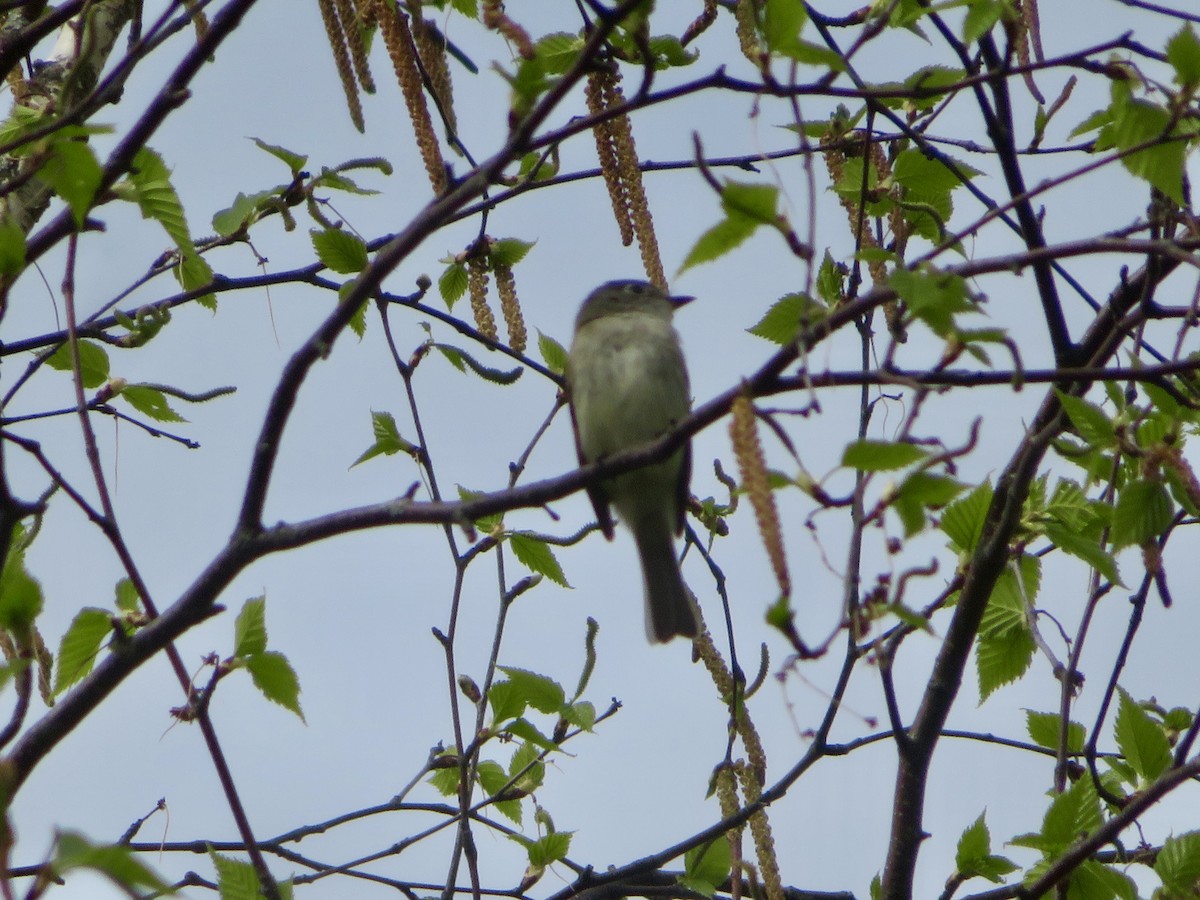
497;666;566;715
252;137;308;174
1167;24;1200;86
941;481;993;553
350;410;419;468
38;140;102;226
954;812;1017;884
120;385;187;423
46;339;110;389
1055;390;1116;448
1110;479;1173;550
1155;831;1200;896
234;596;268;658
55;832;170;893
536;330;567;374
977;555;1039;701
0;218;26;277
747;293;824;344
1042;523;1121;586
54;608;111;695
210;850;262;900
246;651;305;722
679;214;757;273
681;836;732;896
1025;709;1086;754
312;228;368;274
841;439;928;471
1114;687;1171;784
509;533;570;588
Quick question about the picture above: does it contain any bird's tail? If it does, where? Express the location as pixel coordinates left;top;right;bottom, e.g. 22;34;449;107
632;519;701;643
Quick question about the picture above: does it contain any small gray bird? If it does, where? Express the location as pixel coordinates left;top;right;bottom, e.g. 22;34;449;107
567;280;701;642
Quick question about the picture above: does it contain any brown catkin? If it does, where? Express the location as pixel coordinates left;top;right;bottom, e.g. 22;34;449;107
734;0;762;65
494;263;526;353
730;395;790;599
482;0;535;59
336;0;375;92
736;763;784;900
467;254;497;342
413;19;457;136
715;764;744;897
318;0;365;132
598;70;665;289
586;71;635;246
33;627;52;707
682;0;719;47
376;0;447;194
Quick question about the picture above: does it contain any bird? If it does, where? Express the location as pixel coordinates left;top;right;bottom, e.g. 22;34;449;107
567;280;702;642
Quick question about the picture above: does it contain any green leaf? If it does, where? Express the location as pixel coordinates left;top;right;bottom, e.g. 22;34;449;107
1104;94;1187;203
488;679;526;724
46;339;110;389
516;831;572;868
1025;709;1086;754
815;250;846;305
721;181;779;224
245;651;305;722
488;237;534;267
893;472;963;537
679;214;757;273
747;293;825;344
1042;523;1121;586
1055;390;1116;448
115;578;139;612
977;555;1039;701
1114;687;1171;784
1038;775;1101;853
0;218;26;277
210;849;262;900
509;741;546;791
842;439;928;471
54;831;169;893
1155;831;1200;896
252;137;307;174
128;148;199;259
0;549;43;634
234;596;267;657
504;716;558;751
561;700;596;731
120;385;187;423
962;0;1004;43
535;32;583;74
312;228;368;274
889;266;975;337
1068;859;1136;900
954;812;1017;883
1110;478;1173;550
496;666;566;715
428;757;460;797
351;410;418;468
1168;25;1200;86
536;330;567;375
941;481;993;553
53;607;110;695
211;188;277;236
439;261;469;308
38;140;102;226
509;533;570;588
680;835;732;896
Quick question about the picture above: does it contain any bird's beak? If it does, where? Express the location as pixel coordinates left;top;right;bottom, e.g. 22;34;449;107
670;294;695;309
